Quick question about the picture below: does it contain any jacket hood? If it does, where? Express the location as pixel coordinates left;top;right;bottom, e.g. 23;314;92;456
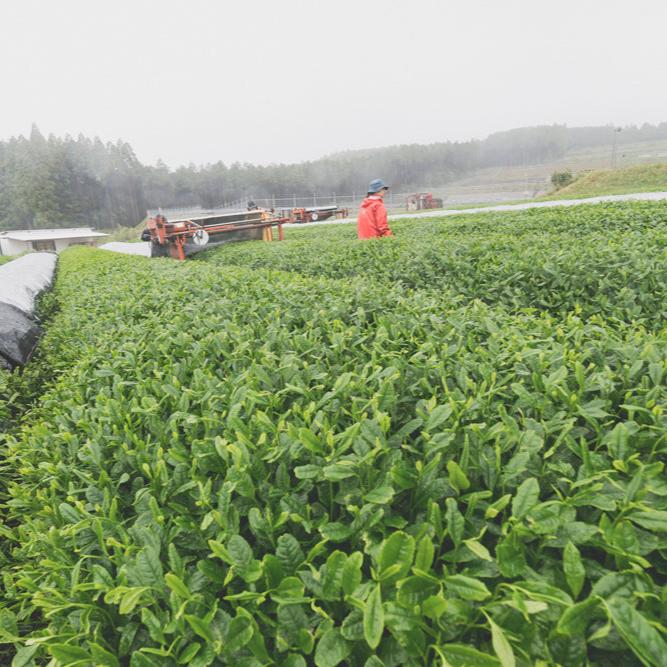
360;196;383;209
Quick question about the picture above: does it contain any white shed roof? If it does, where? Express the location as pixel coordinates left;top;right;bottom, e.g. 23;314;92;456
0;228;108;241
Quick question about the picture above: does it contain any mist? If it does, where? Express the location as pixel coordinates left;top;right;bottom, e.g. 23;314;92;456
2;0;666;168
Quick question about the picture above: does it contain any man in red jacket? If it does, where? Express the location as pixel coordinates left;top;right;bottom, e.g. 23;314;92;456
357;179;394;239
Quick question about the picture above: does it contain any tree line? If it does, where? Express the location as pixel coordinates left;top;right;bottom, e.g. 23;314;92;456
1;122;666;230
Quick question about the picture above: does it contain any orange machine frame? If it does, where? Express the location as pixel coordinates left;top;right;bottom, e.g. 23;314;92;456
146;211;287;260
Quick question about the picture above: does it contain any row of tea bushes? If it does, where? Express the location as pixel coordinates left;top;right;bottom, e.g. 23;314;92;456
204;201;667;325
0;238;665;666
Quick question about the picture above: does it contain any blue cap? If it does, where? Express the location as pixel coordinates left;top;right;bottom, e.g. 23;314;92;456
368;178;388;193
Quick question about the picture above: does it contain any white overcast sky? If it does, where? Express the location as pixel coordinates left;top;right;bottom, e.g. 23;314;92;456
2;0;666;167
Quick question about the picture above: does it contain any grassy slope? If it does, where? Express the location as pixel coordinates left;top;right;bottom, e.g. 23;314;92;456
438;140;667;204
545;163;667;199
423;161;667;211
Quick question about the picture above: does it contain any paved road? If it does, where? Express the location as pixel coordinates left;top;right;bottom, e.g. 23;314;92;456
388;191;667;221
285;191;667;228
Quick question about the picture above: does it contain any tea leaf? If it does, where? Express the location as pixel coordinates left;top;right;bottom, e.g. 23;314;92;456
563;542;585;599
445;575;492;601
314;629;352;667
364;584;384;649
512;478;540;519
605;598;667;667
378;531;415;582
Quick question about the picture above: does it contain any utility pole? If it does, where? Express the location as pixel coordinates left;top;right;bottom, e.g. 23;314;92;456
611;127;622;169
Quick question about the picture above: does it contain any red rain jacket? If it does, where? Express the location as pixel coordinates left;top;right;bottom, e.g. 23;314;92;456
357;195;393;239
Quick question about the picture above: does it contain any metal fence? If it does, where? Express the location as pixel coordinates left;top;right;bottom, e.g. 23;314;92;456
223;192;415;211
149;192;424;219
222;177;549;211
148;179;549;219
221;191;453;212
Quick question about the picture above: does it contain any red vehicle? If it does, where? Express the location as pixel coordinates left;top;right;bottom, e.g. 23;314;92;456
405;193;444;211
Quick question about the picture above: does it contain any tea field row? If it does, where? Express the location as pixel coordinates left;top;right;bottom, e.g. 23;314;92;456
0;200;665;666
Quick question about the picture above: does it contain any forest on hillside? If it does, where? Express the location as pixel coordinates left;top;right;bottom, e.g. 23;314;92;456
1;122;667;230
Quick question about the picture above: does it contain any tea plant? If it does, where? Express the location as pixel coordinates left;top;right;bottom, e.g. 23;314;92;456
204;200;667;325
0;200;665;666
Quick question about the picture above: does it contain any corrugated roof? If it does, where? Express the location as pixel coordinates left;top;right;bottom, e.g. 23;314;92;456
0;228;108;241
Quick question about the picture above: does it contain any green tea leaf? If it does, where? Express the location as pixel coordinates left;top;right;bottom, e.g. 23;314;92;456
314;629;352;667
364;584;384;649
320;522;354;542
485;494;512;519
496;531;526;578
0;609;18;641
364;486;395;504
445;575;491;601
591;572;647;599
606;598;667;667
58;502;81;523
447;460;470;493
226;616;254;653
165;573;190;599
90;642;121;667
276;534;305;574
464;538;493;562
274;577;305;604
556;596;601;636
439;644;501;666
445;498;465;547
129;547;163;588
141;608;165;644
427;404;453;431
294;464;321;479
48;644;92;662
415;535;435;571
511;478;539;519
322;551;347;599
563;542;585;599
227;534;253;568
341;552;363;596
628;510;667;532
185;614;214;642
378;531;415;582
119;587;149;614
397;576;439;606
323;463;356;481
177;643;201;664
12;645;40;667
487;617;515;667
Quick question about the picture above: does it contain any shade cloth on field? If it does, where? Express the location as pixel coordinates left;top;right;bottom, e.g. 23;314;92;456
0;253;57;368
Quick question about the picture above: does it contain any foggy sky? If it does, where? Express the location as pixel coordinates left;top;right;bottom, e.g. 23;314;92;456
2;0;666;167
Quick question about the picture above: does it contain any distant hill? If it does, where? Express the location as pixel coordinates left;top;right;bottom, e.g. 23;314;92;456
2;122;667;229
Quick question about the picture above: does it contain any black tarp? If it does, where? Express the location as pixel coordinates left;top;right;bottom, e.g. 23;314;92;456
0;302;41;369
0;253;57;369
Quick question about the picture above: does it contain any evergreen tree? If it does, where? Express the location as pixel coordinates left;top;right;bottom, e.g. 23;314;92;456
0;122;666;231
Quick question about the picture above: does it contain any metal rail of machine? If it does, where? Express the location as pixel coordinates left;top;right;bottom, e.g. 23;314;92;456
286;205;349;223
